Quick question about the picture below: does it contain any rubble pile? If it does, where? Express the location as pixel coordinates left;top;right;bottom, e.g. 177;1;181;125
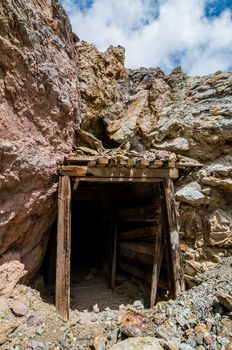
0;258;231;349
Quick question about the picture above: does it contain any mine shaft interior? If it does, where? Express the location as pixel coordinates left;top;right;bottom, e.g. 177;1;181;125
41;181;169;311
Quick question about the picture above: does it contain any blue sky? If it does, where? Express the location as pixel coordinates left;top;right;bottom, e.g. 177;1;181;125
61;0;232;75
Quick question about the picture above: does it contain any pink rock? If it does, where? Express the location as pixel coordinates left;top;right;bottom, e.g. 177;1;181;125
204;335;213;346
11;301;28;317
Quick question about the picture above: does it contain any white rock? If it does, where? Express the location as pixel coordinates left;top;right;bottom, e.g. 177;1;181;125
176;182;205;206
93;303;100;313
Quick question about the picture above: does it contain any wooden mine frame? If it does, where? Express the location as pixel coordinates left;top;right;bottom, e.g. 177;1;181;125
56;163;184;320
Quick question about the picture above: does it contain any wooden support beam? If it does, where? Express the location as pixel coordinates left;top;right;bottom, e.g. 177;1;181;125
163;178;184;299
119;247;154;265
119;261;168;290
150;210;163;307
117;205;161;222
60;165;179;179
118;242;155;256
68;177;162;183
118;226;157;241
56;176;72;320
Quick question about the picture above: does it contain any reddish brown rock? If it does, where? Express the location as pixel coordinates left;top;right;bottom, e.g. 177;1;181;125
0;261;26;297
0;0;80;281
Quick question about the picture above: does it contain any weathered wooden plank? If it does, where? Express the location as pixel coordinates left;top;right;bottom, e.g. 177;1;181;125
149;160;164;168
150;217;163;307
61;165;87;177
135;159;150;168
97;157;109;167
118;242;155;256
60;166;178;179
65;156;94;164
67;177;162;183
119;261;168;290
163;178;184;298
56;176;72;320
88;159;97;167
118;205;160;219
119;261;151;283
118;226;157;241
119;247;154;265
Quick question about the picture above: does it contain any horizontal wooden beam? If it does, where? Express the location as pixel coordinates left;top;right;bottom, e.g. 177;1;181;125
60;166;178;179
119;248;154;265
117;205;161;222
119;261;168;290
119;242;155;256
71;177;162;183
118;226;157;241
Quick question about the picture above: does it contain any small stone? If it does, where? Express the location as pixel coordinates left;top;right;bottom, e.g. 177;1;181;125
27;315;46;326
133;300;144;310
35;328;45;335
93;304;100;313
217;337;230;346
180;344;195;350
225;341;232;350
11;301;28;317
204;335;214;345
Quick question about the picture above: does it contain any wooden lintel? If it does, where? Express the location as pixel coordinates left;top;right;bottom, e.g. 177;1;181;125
60;165;178;179
70;177;162;183
56;176;71;320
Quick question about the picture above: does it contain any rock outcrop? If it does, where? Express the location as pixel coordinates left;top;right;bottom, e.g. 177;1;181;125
0;0;80;281
0;0;231;285
77;43;232;281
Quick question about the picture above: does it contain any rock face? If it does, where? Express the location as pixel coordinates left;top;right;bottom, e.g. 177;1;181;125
77;43;232;281
0;0;231;286
0;0;80;281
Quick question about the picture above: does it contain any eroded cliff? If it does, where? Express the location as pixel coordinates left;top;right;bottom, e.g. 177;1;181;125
0;0;80;280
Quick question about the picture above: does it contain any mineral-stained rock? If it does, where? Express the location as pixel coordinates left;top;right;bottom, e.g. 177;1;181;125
217;293;232;312
0;261;26;297
175;182;206;206
110;337;163;350
0;0;80;281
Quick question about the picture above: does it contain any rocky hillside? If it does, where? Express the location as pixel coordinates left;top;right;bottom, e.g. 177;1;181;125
0;0;231;284
76;43;232;283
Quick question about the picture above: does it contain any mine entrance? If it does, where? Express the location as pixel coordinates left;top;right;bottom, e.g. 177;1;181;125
56;153;184;319
70;182;163;311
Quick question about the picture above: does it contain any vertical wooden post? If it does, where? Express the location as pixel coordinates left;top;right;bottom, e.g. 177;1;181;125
150;186;164;307
111;210;117;290
150;227;163;307
163;178;184;299
56;175;71;320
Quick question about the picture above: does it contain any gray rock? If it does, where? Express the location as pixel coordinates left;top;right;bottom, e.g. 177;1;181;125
110;337;164;350
175;182;206;206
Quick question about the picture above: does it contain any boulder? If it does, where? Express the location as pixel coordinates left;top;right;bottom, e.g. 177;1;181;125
175;182;206;206
110;337;163;350
217;293;232;312
0;261;26;297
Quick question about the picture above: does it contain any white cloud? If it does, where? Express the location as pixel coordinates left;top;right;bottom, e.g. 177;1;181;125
61;0;232;75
